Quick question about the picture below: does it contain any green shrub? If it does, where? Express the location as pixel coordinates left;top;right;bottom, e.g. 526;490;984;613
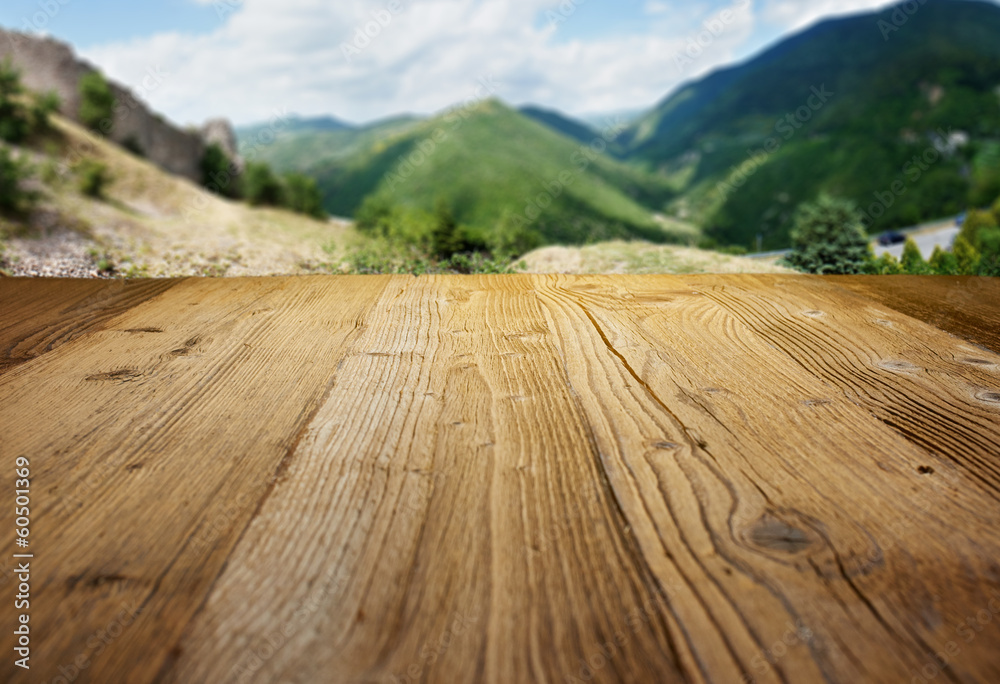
976;228;1000;276
900;238;933;275
929;246;958;275
870;252;903;275
959;209;998;249
30;91;61;133
431;201;460;260
355;195;395;236
784;195;872;274
75;159;111;198
430;201;487;260
283;172;325;219
200;143;241;198
78;72;116;135
122;135;145;158
440;252;515;274
0;60;32;143
953;235;981;275
345;237;513;275
0;146;34;214
243;162;284;207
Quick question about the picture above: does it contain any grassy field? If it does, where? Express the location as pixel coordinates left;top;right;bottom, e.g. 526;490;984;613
519;240;793;275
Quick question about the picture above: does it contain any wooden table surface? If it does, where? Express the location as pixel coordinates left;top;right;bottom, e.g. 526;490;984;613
1;274;999;684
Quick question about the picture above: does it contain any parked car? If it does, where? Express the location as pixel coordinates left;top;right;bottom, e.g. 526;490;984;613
877;231;906;246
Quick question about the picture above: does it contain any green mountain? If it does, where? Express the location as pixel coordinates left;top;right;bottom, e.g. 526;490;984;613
620;0;1000;249
305;100;681;245
237;115;422;173
518;105;600;145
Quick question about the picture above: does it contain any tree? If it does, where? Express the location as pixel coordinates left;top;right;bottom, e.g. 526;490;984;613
870;252;903;275
953;235;981;275
355;195;395;236
75;159;111;199
490;211;543;259
78;72;116;135
283;172;325;219
428;200;484;260
974;228;1000;276
958;208;998;249
929;246;958;275
31;91;61;133
200;144;241;199
784;195;872;274
242;162;284;207
431;200;460;260
0;146;34;214
900;238;932;274
0;59;31;143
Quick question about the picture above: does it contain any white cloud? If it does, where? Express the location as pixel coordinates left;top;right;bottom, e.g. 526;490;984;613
79;0;763;126
644;1;672;15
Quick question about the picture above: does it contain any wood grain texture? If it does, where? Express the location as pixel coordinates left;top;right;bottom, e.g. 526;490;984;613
0;278;180;375
827;275;1000;354
1;274;998;684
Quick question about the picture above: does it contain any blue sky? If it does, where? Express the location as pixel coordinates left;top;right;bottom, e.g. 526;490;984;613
0;0;926;125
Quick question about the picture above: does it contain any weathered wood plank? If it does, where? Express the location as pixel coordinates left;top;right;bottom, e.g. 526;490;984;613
0;278;180;375
0;275;998;684
167;275;689;684
537;274;1000;683
827;275;1000;353
0;276;397;683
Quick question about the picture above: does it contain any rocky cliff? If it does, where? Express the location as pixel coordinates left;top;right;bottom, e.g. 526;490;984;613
0;28;239;182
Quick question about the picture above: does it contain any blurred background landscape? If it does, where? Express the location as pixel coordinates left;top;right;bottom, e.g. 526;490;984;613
1;0;999;276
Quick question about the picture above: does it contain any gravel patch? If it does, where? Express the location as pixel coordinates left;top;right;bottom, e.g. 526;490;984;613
3;228;108;278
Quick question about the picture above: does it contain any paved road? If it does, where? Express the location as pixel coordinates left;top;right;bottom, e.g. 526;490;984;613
749;219;962;261
872;225;961;260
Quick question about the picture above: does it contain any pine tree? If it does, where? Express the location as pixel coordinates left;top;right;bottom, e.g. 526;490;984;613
952;235;981;275
784;195;872;274
928;246;958;275
900;238;931;274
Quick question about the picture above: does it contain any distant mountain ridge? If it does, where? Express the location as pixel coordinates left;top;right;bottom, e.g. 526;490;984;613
236;0;1000;249
304;99;683;245
617;0;1000;247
